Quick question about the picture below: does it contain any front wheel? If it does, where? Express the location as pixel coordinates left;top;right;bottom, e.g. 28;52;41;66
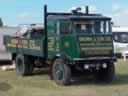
52;58;71;86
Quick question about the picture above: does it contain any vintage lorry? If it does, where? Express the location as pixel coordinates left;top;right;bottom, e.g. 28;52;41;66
3;5;116;85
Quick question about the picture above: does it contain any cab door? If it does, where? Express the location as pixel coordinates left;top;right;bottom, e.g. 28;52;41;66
59;20;79;59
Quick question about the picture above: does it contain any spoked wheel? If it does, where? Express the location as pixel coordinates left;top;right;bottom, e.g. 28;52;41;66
52;58;71;86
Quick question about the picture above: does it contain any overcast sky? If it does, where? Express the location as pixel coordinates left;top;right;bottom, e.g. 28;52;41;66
0;0;128;27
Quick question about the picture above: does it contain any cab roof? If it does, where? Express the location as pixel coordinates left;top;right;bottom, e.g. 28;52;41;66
47;13;111;21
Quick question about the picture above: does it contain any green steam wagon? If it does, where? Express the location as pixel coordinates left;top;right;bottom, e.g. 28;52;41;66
3;5;116;85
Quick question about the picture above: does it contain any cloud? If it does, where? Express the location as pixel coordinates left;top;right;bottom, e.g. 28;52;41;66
112;4;121;12
123;9;128;15
112;4;128;27
17;12;32;19
89;5;97;13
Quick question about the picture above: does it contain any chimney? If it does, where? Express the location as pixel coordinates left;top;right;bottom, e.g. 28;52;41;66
85;6;89;14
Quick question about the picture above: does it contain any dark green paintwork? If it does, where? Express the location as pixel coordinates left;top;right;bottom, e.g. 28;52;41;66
77;35;113;57
4;33;114;61
4;36;44;57
3;14;114;61
60;35;80;59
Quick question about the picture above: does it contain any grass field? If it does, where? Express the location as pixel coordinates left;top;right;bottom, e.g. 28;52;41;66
0;59;128;96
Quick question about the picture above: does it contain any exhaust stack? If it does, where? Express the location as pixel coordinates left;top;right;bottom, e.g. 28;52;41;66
85;6;89;14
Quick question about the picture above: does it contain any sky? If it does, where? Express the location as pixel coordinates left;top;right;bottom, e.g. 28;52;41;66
0;0;128;27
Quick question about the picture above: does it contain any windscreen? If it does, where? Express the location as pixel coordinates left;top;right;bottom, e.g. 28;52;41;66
74;20;111;34
113;32;128;43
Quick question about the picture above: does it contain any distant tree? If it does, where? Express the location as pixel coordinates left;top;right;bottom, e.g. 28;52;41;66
0;18;3;27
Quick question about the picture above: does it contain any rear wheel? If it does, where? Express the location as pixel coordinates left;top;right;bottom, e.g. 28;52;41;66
52;58;71;86
95;62;115;83
15;54;34;76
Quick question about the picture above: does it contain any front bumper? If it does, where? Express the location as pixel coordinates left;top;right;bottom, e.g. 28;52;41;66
69;57;117;64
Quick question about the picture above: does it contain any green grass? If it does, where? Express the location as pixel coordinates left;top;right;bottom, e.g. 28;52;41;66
0;59;128;96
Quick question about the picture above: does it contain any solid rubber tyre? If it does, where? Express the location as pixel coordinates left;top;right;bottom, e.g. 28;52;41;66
15;54;34;76
52;58;71;86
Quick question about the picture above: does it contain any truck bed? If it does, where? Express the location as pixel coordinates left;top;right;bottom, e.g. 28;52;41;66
3;35;44;57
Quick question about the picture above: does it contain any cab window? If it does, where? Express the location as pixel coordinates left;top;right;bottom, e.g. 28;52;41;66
74;20;111;34
94;20;112;34
113;32;128;43
47;20;56;35
75;22;94;34
60;21;72;34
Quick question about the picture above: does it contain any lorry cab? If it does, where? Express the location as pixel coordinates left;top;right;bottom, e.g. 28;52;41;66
45;7;116;85
47;11;114;61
